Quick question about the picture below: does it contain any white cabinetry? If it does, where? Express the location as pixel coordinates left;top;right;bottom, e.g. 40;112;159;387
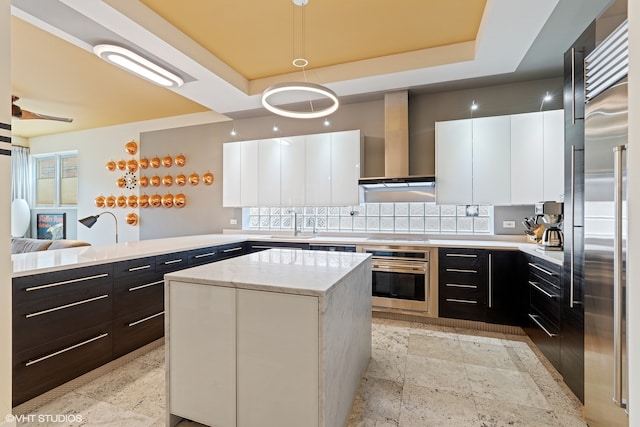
169;282;236;427
223;130;360;207
542;110;564;201
237;289;318;427
257;138;281;206
280;136;306;206
436;110;564;205
305;133;332;206
435;119;472;204
511;112;544;204
472;116;511;205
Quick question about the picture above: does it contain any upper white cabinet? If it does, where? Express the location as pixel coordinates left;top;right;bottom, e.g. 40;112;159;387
223;130;361;207
472;116;511;205
542;110;564;201
305;133;332;206
330;130;361;206
435;119;472;204
435;110;564;206
280;136;306;207
511;112;544;204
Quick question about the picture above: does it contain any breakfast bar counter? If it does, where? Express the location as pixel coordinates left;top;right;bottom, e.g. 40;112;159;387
164;249;372;427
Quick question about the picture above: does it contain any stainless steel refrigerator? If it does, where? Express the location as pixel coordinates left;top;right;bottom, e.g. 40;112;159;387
584;20;629;426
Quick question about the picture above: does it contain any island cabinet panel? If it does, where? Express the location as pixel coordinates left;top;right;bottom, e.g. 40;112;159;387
12;264;114;406
237;289;319;427
169;282;237;427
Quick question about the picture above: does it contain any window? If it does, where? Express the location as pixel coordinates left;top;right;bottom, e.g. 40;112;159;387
33;152;78;207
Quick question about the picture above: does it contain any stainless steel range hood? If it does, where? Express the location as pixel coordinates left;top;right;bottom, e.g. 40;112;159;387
359;91;436;203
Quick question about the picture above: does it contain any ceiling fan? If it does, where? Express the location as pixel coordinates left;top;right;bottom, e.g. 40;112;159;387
11;95;73;123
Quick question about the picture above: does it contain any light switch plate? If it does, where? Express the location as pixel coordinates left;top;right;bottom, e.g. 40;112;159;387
503;220;516;229
230;219;238;225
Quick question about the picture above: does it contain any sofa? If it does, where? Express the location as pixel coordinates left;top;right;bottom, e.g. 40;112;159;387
11;237;91;254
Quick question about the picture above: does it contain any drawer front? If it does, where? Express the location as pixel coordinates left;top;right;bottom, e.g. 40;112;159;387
526;257;561;286
156;251;189;274
439;248;486;269
216;242;246;260
13;264;113;314
13;322;113;406
188;246;219;266
526;308;560;371
113;257;157;283
439;268;483;287
530;284;560;327
113;306;164;358
439;297;485;322
13;285;112;353
247;241;310;252
439;281;485;301
113;275;164;319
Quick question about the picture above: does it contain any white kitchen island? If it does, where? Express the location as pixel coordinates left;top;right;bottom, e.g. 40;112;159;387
165;249;372;427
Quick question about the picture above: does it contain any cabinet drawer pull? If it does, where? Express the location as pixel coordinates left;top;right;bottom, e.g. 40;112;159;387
445;283;477;289
529;281;558;299
528;263;556;277
129;280;164;292
128;311;164;327
446;268;477;274
252;245;302;250
194;252;217;258
528;314;557;338
445;253;477;258
128;265;151;272
25;333;109;367
25;273;109;292
163;259;183;265
446;298;477;304
223;247;243;253
25;294;109;318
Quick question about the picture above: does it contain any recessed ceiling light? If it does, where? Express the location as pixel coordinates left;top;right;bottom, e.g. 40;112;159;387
230;128;237;137
272;123;279;132
93;44;184;88
470;101;478;111
543;92;553;102
323;117;331;126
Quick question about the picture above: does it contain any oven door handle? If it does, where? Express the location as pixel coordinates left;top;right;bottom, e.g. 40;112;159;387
372;263;426;273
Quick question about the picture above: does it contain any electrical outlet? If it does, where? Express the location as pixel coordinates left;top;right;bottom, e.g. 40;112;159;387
230;219;238;225
503;220;516;229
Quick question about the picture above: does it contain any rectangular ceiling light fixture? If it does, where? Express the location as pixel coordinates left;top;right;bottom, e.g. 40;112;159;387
93;44;184;88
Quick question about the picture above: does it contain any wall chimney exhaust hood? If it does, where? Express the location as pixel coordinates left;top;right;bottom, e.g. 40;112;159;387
358;91;436;203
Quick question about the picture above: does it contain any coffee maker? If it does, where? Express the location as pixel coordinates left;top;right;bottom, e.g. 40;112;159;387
535;201;564;251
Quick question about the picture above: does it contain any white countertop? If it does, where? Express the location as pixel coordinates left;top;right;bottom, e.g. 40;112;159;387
165;249;372;297
12;233;563;277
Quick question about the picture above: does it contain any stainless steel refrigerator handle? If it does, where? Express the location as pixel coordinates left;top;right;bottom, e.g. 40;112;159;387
488;253;493;308
571;48;576;124
570;145;576;308
612;145;626;408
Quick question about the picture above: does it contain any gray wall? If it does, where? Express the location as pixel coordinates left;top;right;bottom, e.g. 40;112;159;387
408;77;563;176
139;101;385;239
493;205;536;235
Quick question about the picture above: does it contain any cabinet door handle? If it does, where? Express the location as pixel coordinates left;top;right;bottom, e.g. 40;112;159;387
445;253;477;258
445;283;477;289
25;333;109;367
488;253;493;308
25;273;109;292
128;265;151;272
571;144;576;308
446;298;477;304
128;311;164;327
194;252;217;259
527;263;556;277
529;281;558;299
446;268;477;274
528;314;557;338
129;280;164;292
571;47;576;124
163;259;183;265
25;294;109;318
223;247;243;253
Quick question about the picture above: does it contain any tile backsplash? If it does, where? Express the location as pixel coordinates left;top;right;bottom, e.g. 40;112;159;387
245;203;493;234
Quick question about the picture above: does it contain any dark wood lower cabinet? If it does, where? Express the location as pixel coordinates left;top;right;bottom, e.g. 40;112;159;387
12;241;249;406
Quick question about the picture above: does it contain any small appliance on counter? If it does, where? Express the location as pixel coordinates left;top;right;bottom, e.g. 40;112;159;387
535;201;564;251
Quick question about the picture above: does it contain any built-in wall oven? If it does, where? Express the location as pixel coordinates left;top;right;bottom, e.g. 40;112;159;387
357;245;429;312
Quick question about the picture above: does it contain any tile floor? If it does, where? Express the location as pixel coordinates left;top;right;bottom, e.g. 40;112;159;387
15;318;586;426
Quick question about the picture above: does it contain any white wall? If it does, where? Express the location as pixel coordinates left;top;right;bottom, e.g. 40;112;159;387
626;0;638;423
1;0;13;422
28;112;227;245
